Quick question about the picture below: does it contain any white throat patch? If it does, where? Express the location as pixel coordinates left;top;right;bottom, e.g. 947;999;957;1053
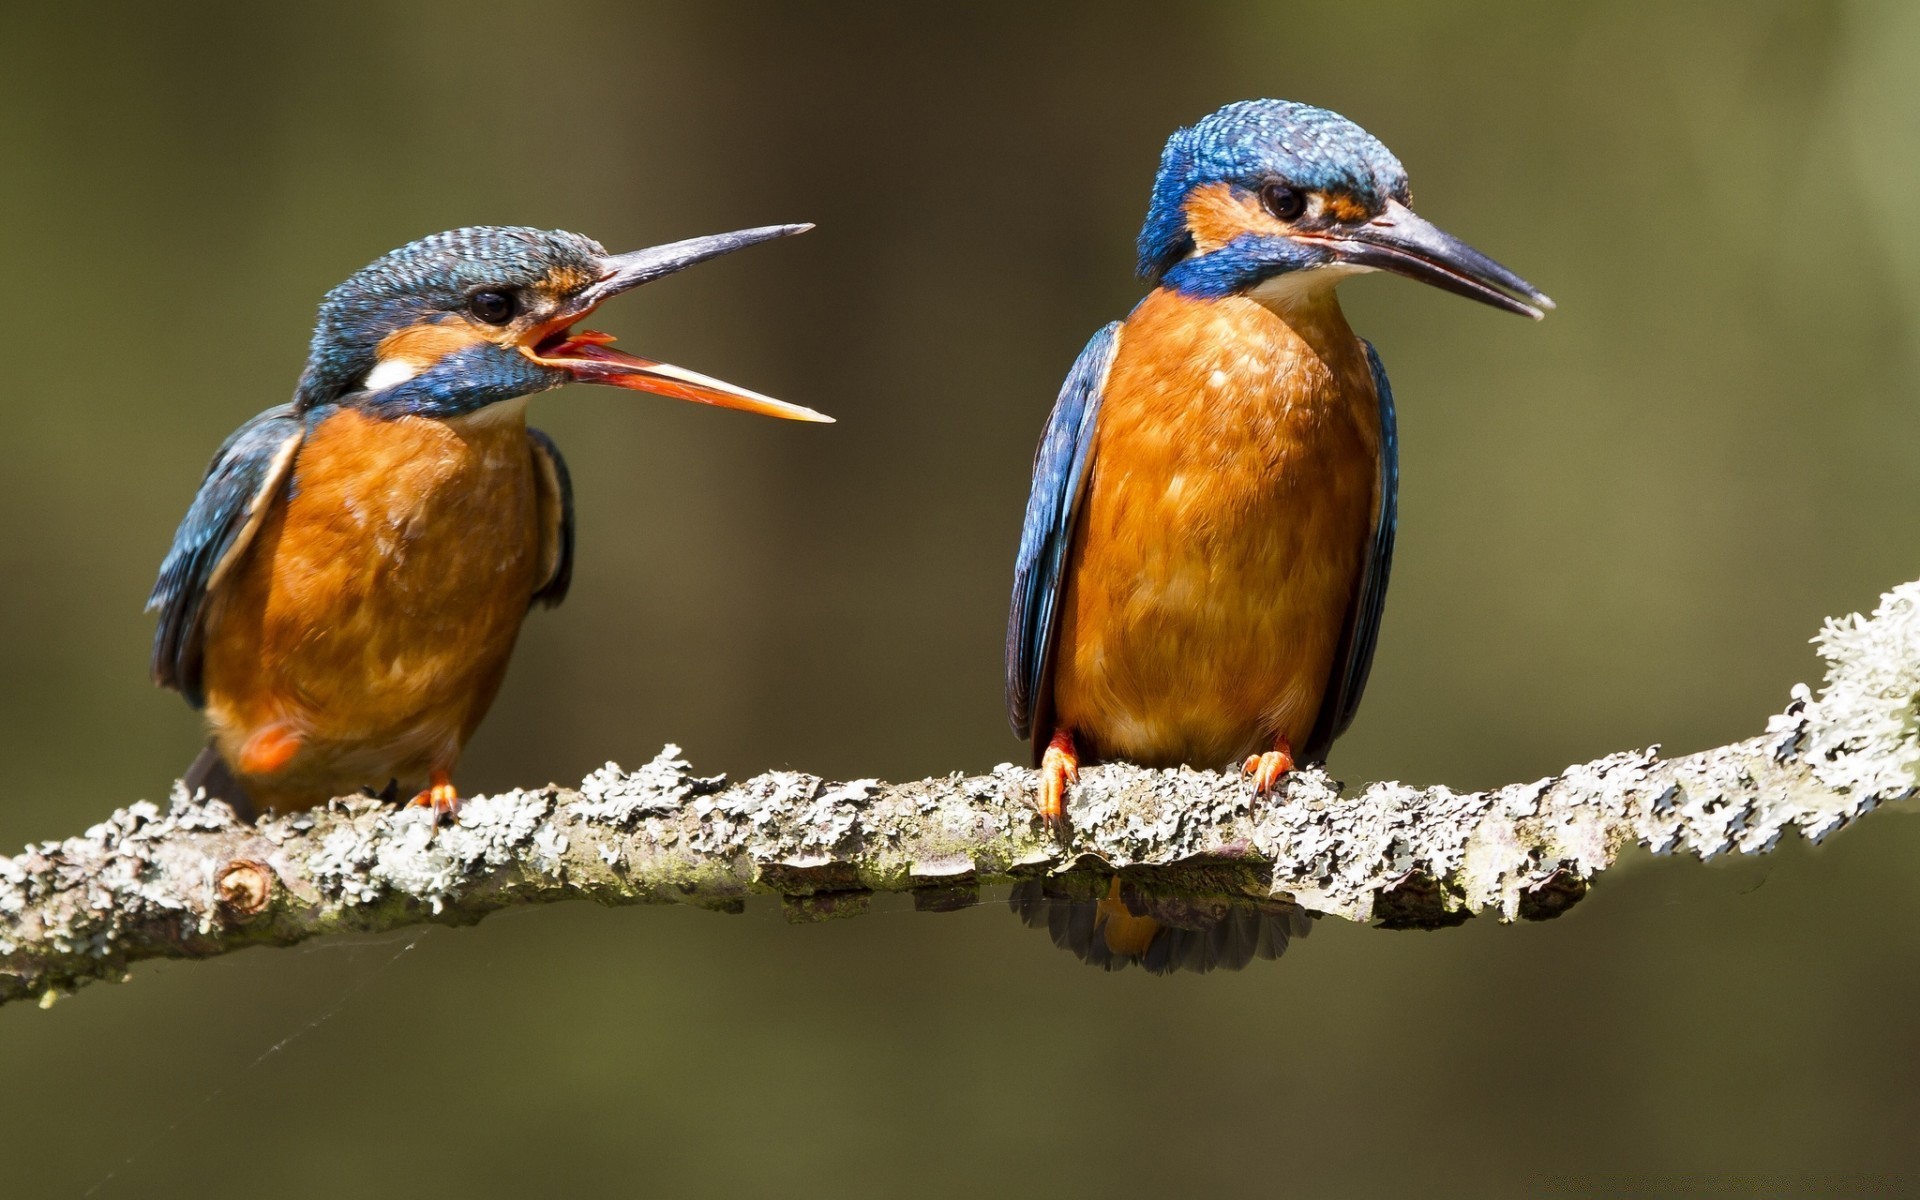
1250;262;1372;313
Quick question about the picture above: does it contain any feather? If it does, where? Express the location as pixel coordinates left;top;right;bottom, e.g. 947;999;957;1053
147;406;305;708
1004;321;1122;749
527;426;575;608
1302;339;1399;761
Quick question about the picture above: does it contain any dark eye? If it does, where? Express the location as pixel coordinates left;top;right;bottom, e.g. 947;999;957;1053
1260;182;1306;222
468;290;517;325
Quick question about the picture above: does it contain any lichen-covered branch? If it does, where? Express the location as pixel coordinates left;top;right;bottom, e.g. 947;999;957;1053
7;582;1920;1009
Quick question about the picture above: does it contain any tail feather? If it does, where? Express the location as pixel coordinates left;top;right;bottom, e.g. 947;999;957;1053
182;742;257;823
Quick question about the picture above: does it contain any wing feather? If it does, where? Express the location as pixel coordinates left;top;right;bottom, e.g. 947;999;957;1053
1302;340;1399;762
1005;322;1122;749
147;405;305;708
527;426;575;608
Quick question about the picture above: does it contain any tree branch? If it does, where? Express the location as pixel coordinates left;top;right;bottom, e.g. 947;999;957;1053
7;583;1919;1008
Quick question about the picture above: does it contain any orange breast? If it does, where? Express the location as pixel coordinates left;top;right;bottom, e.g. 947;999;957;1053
200;401;543;807
1050;287;1382;767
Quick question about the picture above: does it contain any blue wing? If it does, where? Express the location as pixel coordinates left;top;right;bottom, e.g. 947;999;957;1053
1302;340;1399;762
1006;321;1122;749
147;405;305;708
527;426;575;608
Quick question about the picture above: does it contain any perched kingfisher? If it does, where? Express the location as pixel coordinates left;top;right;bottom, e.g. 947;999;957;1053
1006;99;1551;831
150;224;827;817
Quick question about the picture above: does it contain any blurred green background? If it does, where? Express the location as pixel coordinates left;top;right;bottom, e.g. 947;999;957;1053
4;0;1920;1194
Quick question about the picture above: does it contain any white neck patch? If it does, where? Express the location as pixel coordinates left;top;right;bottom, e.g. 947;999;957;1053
361;357;422;393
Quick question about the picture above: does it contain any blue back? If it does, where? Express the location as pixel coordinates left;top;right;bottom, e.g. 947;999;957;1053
1004;322;1121;746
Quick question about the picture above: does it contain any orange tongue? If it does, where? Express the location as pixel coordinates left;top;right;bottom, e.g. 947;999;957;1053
533;327;618;358
524;332;833;423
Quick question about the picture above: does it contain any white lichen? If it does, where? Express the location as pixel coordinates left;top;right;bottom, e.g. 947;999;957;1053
5;580;1920;1007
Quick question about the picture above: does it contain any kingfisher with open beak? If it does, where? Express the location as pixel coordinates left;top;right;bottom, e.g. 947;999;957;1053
1007;99;1551;832
150;224;827;817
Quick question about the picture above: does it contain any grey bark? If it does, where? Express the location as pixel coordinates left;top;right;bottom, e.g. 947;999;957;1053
6;582;1919;1009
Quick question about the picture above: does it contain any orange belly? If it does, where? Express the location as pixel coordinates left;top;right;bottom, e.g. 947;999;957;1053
200;402;543;809
1050;287;1382;767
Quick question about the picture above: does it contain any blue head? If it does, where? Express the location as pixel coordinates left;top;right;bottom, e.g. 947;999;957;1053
1137;99;1550;317
295;224;830;422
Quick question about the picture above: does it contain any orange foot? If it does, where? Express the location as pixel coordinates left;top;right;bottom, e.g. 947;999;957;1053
238;722;303;776
407;768;460;819
1037;728;1079;838
1243;738;1295;796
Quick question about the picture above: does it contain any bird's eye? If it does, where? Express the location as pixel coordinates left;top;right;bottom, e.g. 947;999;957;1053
1260;183;1306;222
468;290;517;325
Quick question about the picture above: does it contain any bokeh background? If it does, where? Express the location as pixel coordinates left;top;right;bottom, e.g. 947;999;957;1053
4;1;1919;1194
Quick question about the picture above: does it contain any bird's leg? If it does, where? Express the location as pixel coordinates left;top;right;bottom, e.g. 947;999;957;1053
407;768;460;818
1243;736;1295;796
1037;728;1079;836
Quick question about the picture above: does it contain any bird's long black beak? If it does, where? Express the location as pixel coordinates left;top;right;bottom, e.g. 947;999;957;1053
576;224;813;309
1323;200;1553;319
524;223;833;422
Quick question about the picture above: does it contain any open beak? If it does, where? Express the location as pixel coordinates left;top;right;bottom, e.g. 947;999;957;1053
523;224;833;422
1319;199;1554;320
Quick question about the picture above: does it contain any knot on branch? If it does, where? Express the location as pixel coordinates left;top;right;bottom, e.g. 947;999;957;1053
215;860;274;921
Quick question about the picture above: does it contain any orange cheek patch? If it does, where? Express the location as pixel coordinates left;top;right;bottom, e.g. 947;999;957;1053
1182;182;1290;254
376;318;490;368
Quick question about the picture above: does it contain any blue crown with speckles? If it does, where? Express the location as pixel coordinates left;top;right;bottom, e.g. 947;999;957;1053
1136;100;1409;282
295;226;606;409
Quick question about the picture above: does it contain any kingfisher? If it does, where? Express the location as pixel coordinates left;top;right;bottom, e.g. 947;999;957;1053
150;224;827;818
1006;99;1551;832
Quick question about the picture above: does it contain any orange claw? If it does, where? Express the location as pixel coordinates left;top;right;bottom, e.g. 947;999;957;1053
408;768;460;818
1037;728;1079;837
1243;738;1295;796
